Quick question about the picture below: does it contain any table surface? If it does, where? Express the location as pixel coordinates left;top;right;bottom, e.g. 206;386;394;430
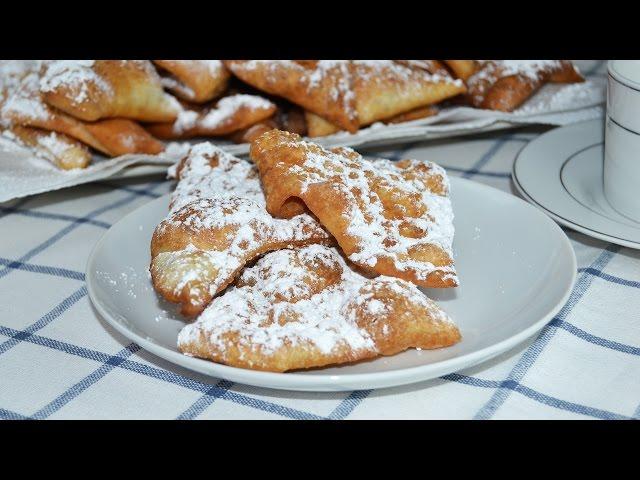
3;63;639;420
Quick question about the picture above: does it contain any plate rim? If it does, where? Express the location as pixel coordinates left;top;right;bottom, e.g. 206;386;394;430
86;176;577;391
511;118;640;249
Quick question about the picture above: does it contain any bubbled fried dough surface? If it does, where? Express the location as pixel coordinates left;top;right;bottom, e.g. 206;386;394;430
150;143;332;317
178;245;461;372
466;60;584;112
250;130;458;288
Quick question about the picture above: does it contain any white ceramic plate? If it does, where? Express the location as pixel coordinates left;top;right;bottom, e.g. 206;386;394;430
86;177;576;391
513;119;640;249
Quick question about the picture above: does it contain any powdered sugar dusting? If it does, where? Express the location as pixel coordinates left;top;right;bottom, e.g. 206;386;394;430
178;245;454;361
169;142;263;212
152;142;330;311
172;94;274;134
467;60;569;107
39;60;113;104
200;94;273;130
1;72;50;126
253;132;457;284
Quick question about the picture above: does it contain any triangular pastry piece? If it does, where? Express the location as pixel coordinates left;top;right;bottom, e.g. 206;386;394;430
1;72;164;157
178;245;461;372
386;105;439;124
396;60;452;76
225;60;359;132
39;60;182;122
350;60;464;126
251;130;458;287
150;142;332;316
3;125;91;170
153;60;231;103
465;60;584;112
146;94;276;139
225;60;465;133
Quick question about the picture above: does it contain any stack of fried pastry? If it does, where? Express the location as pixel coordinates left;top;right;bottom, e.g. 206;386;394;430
0;60;584;170
150;130;462;372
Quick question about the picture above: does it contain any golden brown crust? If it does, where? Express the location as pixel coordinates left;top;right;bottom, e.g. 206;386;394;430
306;104;439;137
396;60;451;76
350;61;463;126
224;60;465;133
146;94;277;139
153;60;230;103
305;111;341;137
1;71;165;157
178;245;461;372
84;119;165;156
227;118;280;144
40;60;181;122
225;60;359;132
149;143;332;316
250;130;458;288
444;60;478;81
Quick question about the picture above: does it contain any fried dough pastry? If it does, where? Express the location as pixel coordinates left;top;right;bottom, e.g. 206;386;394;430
39;60;182;122
444;60;478;81
146;94;276;139
153;60;231;103
227;104;307;144
305;104;440;137
396;60;451;76
85;119;165;156
228;118;280;144
1;72;164;157
465;60;584;112
225;60;465;133
4;125;91;170
225;60;358;132
179;245;461;372
0;60;40;105
150;143;332;316
351;61;463;127
251;130;458;287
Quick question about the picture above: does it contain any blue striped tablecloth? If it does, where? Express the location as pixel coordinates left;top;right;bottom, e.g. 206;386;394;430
2;61;639;420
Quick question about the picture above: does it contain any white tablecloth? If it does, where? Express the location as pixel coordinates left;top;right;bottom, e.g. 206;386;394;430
2;61;639;420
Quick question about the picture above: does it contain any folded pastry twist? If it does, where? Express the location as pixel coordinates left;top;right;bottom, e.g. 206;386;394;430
178;245;461;372
150;143;332;316
250;130;458;287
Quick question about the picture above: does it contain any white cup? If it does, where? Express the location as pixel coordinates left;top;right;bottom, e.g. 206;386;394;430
605;60;640;222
